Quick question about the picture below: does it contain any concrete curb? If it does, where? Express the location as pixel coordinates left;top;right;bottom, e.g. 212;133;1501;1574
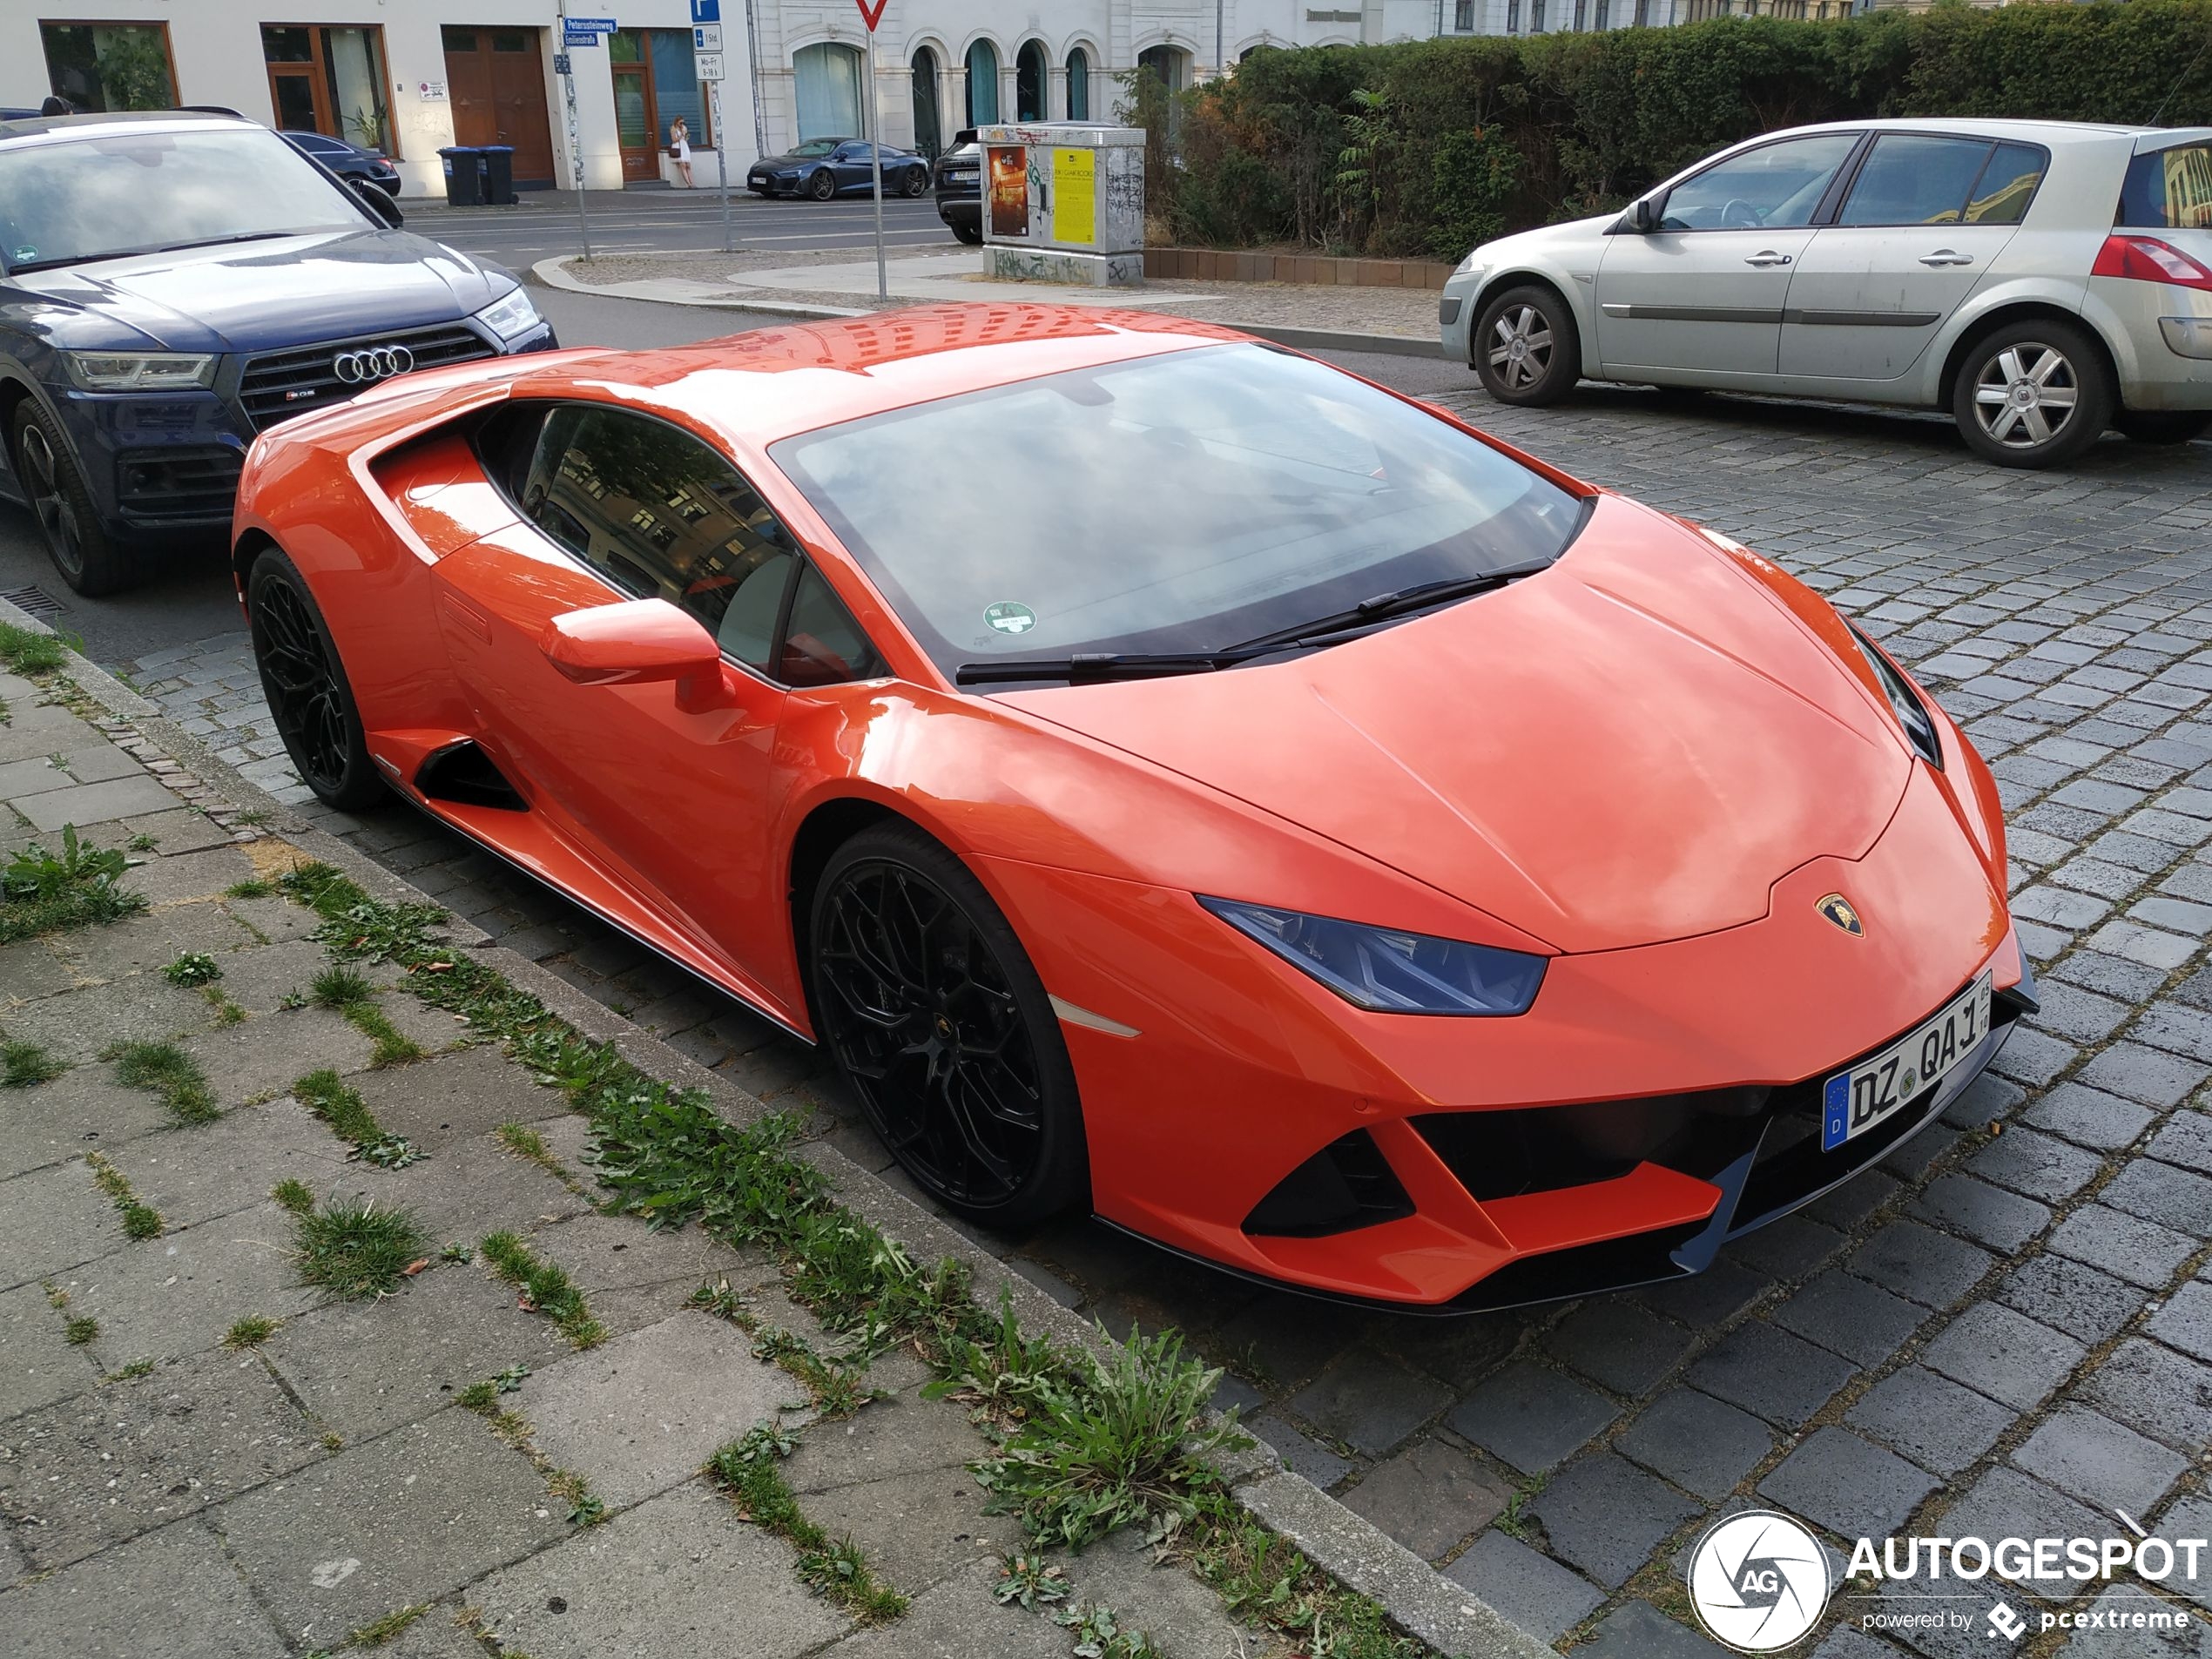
529;253;1444;356
0;599;1551;1659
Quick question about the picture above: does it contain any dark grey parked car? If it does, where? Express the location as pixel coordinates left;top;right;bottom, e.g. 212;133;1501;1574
934;129;981;244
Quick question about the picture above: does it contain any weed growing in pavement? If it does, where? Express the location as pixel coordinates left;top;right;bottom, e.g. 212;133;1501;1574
707;1425;907;1622
274;859;1424;1658
1052;1602;1160;1659
1;1040;63;1087
309;965;424;1067
163;951;222;988
344;1602;430;1647
994;1552;1070;1610
104;1356;154;1381
1177;1492;1426;1659
223;1314;280;1349
226;877;276;900
85;1150;161;1238
311;966;374;1006
0;825;145;942
107;1040;218;1124
479;1231;605;1348
321;1432;344;1450
124;832;158;853
453;1368;609;1526
0;623;65;674
293;1197;426;1298
922;1293;1063;1426
438;1241;474;1264
64;1315;98;1345
291;1069;424;1169
272;1177;315;1214
494;1121;585;1193
455;1379;498;1412
750;1326;885;1419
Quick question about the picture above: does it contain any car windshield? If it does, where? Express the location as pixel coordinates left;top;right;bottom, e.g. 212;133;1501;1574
769;343;1584;682
0;126;366;273
789;140;839;158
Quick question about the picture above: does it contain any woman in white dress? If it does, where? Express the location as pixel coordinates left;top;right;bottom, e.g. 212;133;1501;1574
669;117;693;188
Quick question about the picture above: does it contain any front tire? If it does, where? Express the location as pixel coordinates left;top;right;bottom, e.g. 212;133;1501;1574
2115;410;2211;446
1952;320;2114;469
246;549;386;811
1473;284;1581;407
10;402;140;596
901;166;930;198
949;218;983;246
807;170;836;202
808;823;1087;1230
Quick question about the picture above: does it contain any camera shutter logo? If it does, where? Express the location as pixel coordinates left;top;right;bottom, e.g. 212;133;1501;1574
333;344;416;385
1685;1510;1831;1652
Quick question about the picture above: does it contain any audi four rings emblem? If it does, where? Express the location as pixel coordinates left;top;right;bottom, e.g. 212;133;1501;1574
333;344;415;384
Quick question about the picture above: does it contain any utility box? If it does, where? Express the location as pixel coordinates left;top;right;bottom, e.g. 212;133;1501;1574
976;124;1144;287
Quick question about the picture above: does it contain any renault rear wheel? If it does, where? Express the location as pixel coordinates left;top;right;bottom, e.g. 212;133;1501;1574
809;823;1087;1230
1474;284;1581;408
1952;320;2114;469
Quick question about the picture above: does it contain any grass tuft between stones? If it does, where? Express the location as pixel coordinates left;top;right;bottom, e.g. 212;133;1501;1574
107;1039;218;1124
293;1197;426;1299
292;1068;424;1169
479;1231;604;1349
222;1314;281;1349
1;1040;64;1087
85;1150;161;1239
0;622;64;675
708;1426;907;1623
272;1177;315;1214
0;824;146;944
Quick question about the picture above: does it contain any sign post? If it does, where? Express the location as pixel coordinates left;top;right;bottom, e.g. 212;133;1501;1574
556;3;594;259
696;22;732;254
858;0;887;300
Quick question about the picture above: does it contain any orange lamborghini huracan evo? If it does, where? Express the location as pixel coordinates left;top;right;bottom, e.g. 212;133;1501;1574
232;303;2030;1312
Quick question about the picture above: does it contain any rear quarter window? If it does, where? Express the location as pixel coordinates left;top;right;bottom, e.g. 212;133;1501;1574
2121;144;2212;230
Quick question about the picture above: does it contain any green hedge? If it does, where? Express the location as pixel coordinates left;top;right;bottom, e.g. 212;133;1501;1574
1157;0;2212;260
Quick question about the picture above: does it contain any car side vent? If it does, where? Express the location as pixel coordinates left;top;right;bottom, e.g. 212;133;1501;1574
1242;1130;1414;1238
415;740;526;811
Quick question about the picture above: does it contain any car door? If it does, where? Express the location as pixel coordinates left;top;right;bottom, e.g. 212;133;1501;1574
1595;132;1863;377
833;142;871;190
1779;136;2047;384
431;402;873;999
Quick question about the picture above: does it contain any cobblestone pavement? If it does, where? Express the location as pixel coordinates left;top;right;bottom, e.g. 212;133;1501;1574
121;391;2212;1656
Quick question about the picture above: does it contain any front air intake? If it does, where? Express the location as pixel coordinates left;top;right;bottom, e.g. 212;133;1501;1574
1242;1130;1415;1238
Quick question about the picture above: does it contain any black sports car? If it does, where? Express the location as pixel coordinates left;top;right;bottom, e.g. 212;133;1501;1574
934;129;981;245
282;129;402;197
745;138;929;201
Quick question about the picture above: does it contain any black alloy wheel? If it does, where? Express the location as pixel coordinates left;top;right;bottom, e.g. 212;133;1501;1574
246;551;386;810
808;169;836;201
11;401;139;596
809;824;1086;1227
901;165;929;197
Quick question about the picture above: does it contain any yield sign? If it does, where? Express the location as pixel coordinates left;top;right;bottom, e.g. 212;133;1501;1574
855;0;887;30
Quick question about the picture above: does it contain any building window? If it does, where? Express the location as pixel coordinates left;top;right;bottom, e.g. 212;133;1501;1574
910;45;942;158
1596;0;1610;24
262;24;394;153
1015;40;1046;123
1574;0;1588;27
1066;47;1090;120
965;39;999;128
1507;0;1521;29
794;41;864;141
1532;0;1547;30
1454;0;1475;27
39;21;175;111
1635;0;1650;21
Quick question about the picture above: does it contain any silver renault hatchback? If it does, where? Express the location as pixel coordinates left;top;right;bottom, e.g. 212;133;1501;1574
1438;119;2212;467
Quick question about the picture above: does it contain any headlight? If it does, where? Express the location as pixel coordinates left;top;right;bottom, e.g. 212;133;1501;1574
60;352;215;393
473;287;542;343
1849;624;1943;769
1453;250;1487;276
1198;897;1547;1015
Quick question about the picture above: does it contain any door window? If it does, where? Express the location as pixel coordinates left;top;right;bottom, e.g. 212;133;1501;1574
1838;134;2000;227
1660;133;1859;231
504;406;881;686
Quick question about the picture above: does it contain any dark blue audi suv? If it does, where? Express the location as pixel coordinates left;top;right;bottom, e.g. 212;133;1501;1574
0;110;556;594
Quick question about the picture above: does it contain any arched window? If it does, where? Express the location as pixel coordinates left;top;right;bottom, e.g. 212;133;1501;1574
1015;41;1046;123
1065;46;1090;120
910;44;941;158
793;42;862;141
964;39;998;127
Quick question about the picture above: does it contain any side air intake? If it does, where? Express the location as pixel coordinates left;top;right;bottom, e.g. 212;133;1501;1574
415;739;527;811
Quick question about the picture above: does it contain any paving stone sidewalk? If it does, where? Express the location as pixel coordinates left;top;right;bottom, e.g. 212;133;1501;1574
0;670;1382;1659
111;386;2212;1656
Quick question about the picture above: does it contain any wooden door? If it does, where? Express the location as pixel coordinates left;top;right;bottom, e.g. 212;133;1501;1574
609;31;659;184
443;26;556;185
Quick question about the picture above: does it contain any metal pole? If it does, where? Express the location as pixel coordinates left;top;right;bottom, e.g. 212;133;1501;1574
1217;0;1224;73
866;26;887;301
712;80;732;253
558;2;592;259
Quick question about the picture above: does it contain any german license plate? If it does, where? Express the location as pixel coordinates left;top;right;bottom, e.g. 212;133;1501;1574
1821;974;1991;1151
948;169;978;181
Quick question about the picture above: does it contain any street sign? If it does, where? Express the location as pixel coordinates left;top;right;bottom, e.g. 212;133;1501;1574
552;52;571;75
691;0;719;21
855;0;887;30
693;24;721;51
563;29;601;47
696;52;724;81
568;15;617;30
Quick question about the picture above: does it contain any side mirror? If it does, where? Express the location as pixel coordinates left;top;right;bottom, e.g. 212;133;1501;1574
1625;196;1661;234
540;598;726;709
350;177;404;228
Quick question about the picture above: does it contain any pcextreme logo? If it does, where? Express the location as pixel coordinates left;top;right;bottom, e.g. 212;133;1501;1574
1685;1510;1832;1652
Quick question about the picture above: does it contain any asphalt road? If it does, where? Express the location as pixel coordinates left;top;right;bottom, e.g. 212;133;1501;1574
0;285;1476;665
414;187;956;272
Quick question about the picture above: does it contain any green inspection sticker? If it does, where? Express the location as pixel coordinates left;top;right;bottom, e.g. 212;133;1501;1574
984;601;1037;636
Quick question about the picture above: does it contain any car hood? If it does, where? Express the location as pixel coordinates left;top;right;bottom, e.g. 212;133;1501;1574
10;229;510;354
1004;496;1917;955
1468;211;1615;271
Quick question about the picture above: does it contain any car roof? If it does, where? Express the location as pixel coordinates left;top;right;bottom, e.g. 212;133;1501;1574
0;109;260;147
495;303;1251;450
1767;116;2212;146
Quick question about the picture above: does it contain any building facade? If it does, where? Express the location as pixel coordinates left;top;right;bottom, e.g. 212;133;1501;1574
4;0;1833;198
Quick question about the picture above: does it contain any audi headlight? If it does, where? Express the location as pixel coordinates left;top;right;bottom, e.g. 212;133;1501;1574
60;352;215;393
473;287;542;343
1849;624;1943;769
1198;897;1547;1015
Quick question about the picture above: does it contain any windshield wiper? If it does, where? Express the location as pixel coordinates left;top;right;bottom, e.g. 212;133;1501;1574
954;619;1410;686
150;231;300;254
1224;556;1556;655
6;230;302;276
